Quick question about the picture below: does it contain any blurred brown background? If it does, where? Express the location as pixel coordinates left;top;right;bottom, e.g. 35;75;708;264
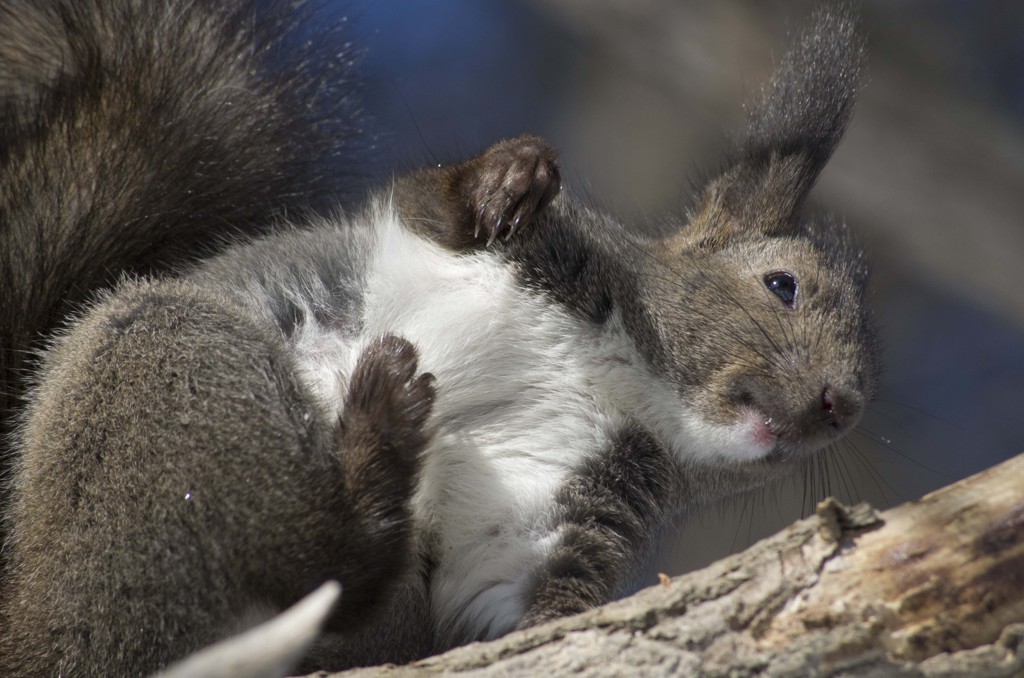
343;1;1024;577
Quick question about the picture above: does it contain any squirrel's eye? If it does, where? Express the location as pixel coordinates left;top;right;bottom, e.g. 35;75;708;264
765;271;797;306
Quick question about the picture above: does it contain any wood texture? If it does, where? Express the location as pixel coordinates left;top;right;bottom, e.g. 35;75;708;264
326;453;1024;677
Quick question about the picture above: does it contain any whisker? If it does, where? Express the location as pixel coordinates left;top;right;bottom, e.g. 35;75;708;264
827;448;847;503
800;460;813;517
618;238;794;375
868;399;961;430
731;493;751;551
850;427;955;479
748;259;798;356
844;440;902;504
823;452;833;499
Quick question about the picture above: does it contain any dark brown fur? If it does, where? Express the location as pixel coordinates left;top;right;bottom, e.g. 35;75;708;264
0;280;435;675
0;0;361;471
396;134;561;251
519;425;675;627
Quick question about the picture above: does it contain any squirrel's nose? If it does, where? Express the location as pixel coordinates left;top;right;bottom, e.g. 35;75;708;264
819;385;860;433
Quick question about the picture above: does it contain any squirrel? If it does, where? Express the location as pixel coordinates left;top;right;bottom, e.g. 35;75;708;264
0;0;880;676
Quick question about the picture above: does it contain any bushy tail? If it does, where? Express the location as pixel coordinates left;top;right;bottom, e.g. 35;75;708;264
0;0;362;453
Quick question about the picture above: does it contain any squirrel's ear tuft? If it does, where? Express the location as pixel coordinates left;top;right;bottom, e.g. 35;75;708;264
681;3;865;248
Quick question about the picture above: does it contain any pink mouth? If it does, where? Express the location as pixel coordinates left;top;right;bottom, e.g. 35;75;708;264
750;416;778;449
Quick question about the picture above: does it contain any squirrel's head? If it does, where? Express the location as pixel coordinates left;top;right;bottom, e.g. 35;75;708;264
617;4;879;474
634;217;879;468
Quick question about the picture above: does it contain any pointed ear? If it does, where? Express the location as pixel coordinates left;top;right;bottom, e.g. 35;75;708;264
678;3;865;248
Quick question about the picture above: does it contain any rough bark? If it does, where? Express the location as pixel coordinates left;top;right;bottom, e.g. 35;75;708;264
325;452;1024;677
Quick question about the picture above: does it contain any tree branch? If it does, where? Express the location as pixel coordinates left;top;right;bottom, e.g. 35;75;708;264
330;452;1024;676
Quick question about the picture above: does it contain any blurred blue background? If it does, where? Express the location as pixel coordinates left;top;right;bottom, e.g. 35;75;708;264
337;1;1024;575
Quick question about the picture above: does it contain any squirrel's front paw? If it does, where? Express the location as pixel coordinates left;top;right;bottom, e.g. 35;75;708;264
470;134;561;245
340;334;436;476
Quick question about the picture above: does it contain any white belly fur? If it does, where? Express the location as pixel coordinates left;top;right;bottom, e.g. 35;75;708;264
292;203;621;643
